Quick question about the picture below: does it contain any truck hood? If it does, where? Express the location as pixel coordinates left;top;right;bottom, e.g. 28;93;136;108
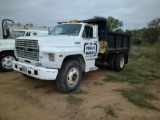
17;35;81;47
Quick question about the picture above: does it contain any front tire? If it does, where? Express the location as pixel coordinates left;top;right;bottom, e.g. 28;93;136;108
0;53;16;72
56;60;82;93
114;53;125;72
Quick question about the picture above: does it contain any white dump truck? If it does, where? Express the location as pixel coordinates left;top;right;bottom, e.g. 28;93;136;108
0;19;48;71
12;19;131;93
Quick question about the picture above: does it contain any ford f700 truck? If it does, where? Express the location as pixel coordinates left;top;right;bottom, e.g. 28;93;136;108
12;18;131;93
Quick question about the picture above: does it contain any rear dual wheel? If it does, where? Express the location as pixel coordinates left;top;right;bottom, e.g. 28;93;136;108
108;54;115;70
108;53;125;72
114;53;125;71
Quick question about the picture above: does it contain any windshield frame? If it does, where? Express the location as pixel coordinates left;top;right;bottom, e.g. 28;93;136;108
50;24;82;36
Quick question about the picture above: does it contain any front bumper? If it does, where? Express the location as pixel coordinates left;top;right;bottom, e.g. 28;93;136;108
12;61;58;80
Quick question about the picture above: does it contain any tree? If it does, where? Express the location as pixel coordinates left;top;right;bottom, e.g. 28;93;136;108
144;18;160;45
143;28;160;46
91;16;123;32
115;28;124;33
131;29;144;48
91;16;106;19
148;18;160;30
132;18;160;46
107;16;123;32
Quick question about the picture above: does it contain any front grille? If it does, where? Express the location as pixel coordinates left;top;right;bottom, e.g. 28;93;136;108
16;40;39;61
16;40;38;48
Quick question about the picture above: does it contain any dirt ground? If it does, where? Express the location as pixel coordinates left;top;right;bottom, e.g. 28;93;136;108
0;68;160;120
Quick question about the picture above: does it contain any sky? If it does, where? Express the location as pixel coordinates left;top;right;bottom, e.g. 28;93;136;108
0;0;160;30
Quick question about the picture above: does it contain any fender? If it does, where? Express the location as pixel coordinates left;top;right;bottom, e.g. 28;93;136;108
0;40;15;52
40;46;86;69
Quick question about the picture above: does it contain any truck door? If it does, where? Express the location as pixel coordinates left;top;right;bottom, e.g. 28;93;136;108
82;25;98;60
82;25;99;72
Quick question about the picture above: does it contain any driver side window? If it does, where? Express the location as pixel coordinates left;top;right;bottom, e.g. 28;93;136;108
82;26;93;38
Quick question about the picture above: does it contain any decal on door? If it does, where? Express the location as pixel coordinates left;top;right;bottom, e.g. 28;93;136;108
84;42;97;58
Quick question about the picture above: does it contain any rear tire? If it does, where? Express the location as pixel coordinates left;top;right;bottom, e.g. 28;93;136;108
108;54;115;70
114;53;125;72
0;53;16;72
56;60;82;93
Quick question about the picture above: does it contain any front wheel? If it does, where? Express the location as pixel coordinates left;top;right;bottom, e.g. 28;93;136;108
56;60;82;93
114;53;125;72
0;53;16;72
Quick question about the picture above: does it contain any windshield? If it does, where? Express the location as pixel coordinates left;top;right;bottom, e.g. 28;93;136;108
50;24;82;36
9;31;25;39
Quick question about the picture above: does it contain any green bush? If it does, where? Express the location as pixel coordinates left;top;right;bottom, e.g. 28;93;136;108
145;44;159;60
132;44;160;61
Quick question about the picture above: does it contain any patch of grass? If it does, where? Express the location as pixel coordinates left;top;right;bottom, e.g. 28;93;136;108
117;88;159;111
94;82;104;86
105;57;160;85
71;88;88;94
116;108;124;111
93;105;103;109
34;84;45;89
104;106;116;117
104;74;141;84
151;73;160;79
45;89;55;94
135;44;160;61
17;90;44;108
93;105;116;117
128;46;160;80
66;95;83;105
137;71;152;78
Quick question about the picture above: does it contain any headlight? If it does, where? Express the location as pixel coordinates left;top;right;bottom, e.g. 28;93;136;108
49;53;55;61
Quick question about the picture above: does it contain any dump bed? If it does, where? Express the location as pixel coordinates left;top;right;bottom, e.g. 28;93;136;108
83;18;131;53
107;32;131;53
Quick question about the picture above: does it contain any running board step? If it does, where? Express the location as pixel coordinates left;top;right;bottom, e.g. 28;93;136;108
89;66;99;71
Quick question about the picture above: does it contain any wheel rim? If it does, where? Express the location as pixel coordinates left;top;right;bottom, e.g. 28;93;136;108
120;57;125;68
67;67;80;87
2;56;15;69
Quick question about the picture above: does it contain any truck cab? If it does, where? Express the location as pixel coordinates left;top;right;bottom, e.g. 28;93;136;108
12;19;131;93
0;19;48;71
